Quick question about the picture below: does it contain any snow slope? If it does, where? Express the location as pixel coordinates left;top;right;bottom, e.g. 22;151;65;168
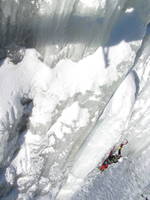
56;72;137;200
72;31;150;200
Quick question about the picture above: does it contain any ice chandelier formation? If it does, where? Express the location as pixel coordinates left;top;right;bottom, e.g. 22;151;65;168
0;0;150;200
1;0;145;64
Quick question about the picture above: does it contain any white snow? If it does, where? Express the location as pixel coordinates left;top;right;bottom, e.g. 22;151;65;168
78;0;99;9
49;102;89;139
0;0;150;199
56;72;136;200
125;8;134;13
0;36;139;200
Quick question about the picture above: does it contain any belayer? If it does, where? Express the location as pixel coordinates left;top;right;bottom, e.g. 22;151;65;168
98;140;128;172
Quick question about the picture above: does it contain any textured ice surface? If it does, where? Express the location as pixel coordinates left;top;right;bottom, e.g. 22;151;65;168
0;0;150;200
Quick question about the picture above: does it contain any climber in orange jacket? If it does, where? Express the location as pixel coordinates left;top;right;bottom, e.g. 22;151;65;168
98;140;128;172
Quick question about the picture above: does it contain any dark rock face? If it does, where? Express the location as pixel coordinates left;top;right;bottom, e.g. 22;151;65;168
0;48;7;60
0;45;25;64
0;0;39;49
0;0;39;63
6;44;25;64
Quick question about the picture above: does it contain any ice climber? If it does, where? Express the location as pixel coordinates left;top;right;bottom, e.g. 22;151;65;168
98;140;128;172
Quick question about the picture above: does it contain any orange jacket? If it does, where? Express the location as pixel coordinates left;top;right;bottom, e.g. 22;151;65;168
98;164;109;171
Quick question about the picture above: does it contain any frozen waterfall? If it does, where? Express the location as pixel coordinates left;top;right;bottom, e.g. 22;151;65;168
0;0;150;200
